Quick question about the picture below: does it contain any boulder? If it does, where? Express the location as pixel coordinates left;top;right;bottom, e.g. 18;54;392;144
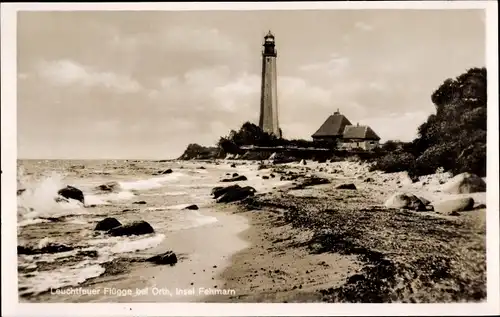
95;217;122;231
433;197;475;214
441;172;486;194
211;185;240;199
147;251;178;266
160;169;173;175
216;186;256;203
336;183;357;190
221;175;248;182
108;221;155;236
364;177;375;183
96;181;121;192
294;177;330;189
230;163;236;168
262;176;269;179
300;159;307;166
418;196;431;206
57;185;84;204
17;189;26;196
384;193;426;211
232;173;239;177
133;201;147;205
184;204;199;210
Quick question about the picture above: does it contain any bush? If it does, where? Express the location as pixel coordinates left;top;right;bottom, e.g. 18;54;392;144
370;152;416;174
371;67;487;178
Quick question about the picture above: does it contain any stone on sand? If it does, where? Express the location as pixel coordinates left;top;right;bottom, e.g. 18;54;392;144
184;204;199;210
384;193;426;211
95;217;122;231
433;197;475;214
216;186;256;203
147;251;178;266
221;175;248;182
336;183;357;190
441;172;486;194
96;181;121;192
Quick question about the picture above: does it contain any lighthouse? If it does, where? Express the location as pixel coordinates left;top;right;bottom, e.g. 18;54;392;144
259;31;281;138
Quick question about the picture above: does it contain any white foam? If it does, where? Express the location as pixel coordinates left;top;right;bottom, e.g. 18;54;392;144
18;262;106;295
109;234;165;254
18;218;49;227
119;172;185;191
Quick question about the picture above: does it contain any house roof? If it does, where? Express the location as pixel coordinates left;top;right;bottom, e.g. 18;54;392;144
312;112;352;138
342;125;381;140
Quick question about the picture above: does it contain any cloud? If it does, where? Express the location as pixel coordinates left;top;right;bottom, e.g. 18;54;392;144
354;21;374;32
358;111;430;142
299;54;350;78
37;59;142;93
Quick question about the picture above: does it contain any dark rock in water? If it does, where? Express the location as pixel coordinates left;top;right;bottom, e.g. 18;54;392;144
270;174;275;178
262;176;270;180
336;183;357;190
216;186;256;203
212;185;241;199
40;217;64;223
133;201;147;205
226;173;231;176
57;185;84;204
108;221;155;236
18;243;74;255
198;166;206;170
184;204;199;210
95;217;122;231
96;181;121;192
230;163;236;168
17;189;26;196
232;173;239;177
160;169;173;174
147;251;178;266
77;250;98;258
221;175;248;182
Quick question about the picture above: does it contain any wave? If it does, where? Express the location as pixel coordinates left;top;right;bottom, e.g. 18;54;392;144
118;172;186;191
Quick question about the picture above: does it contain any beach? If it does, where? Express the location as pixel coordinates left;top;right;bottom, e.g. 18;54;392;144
17;159;487;303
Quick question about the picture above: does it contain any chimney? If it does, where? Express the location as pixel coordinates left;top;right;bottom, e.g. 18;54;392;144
334;108;340;115
357;122;359;127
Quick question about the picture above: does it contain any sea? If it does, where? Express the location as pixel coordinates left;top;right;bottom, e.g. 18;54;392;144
16;159;287;300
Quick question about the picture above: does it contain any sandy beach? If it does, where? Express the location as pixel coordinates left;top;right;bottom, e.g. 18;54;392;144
209;160;487;303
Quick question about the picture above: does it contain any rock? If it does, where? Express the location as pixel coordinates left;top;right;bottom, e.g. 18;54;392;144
96;181;121;192
109;221;155;236
95;217;122;231
336;183;357;190
270;174;275;178
364;178;375;183
133;201;147;205
211;185;240;199
198;166;206;170
147;251;178;266
294;177;330;189
221;175;248;182
441;172;486;194
418;196;431;206
384;193;426;211
57;185;84;204
160;169;173;174
300;159;307;166
18;243;74;255
216;186;256;203
17;189;26;196
262;176;269;179
184;204;199;210
258;164;268;170
230;164;236;168
433;198;475;214
77;250;98;258
474;203;486;210
232;173;239;177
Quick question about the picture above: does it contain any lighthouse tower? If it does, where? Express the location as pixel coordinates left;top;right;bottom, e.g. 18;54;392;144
259;31;281;138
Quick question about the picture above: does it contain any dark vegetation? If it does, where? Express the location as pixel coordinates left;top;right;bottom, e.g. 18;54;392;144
370;67;487;179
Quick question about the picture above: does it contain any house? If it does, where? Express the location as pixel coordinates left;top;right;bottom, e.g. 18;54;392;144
311;110;352;143
340;123;381;151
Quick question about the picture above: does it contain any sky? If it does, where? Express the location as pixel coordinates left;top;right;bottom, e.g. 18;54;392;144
17;9;485;159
